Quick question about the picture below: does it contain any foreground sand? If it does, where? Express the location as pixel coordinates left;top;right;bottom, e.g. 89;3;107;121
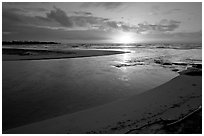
3;69;201;134
2;48;126;61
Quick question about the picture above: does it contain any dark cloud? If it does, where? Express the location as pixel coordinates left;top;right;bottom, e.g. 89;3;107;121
35;16;51;22
46;7;73;27
5;7;25;12
24;7;48;12
2;8;60;33
70;16;104;27
5;7;48;13
3;6;127;32
2;10;23;24
120;24;134;32
45;7;112;28
106;21;118;29
69;15;132;32
74;11;92;16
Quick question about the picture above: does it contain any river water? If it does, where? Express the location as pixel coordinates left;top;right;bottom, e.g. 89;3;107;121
2;43;201;130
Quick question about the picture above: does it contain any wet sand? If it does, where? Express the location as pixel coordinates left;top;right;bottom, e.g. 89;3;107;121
2;48;127;61
3;68;202;134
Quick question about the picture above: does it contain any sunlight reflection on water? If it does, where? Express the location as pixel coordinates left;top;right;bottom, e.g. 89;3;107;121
121;48;133;62
117;50;133;81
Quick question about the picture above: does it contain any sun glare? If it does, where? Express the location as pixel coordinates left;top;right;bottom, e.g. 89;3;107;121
114;33;135;44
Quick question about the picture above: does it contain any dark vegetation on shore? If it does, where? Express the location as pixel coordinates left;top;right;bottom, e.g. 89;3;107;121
2;48;73;56
2;41;60;45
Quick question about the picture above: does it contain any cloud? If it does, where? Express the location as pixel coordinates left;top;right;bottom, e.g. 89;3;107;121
2;6;105;30
3;21;200;43
137;19;181;33
3;6;124;32
1;6;199;43
2;8;59;29
105;21;118;29
74;11;92;16
46;6;73;27
2;3;201;43
158;19;180;31
24;7;48;12
7;7;48;13
45;7;114;29
2;9;23;24
44;7;131;31
2;23;115;42
3;5;136;33
70;16;103;27
3;5;182;38
35;16;51;22
5;7;25;12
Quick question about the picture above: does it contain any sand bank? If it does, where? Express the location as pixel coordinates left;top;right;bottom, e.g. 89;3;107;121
2;48;127;61
3;69;201;134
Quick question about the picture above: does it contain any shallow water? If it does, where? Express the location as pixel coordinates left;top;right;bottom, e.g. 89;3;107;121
2;47;201;130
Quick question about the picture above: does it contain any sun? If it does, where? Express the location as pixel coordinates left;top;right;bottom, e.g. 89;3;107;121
114;32;135;44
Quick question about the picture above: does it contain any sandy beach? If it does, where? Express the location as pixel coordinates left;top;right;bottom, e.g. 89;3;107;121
3;68;201;134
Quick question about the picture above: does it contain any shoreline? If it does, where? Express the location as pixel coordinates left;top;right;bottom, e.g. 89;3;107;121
3;68;202;134
2;48;127;61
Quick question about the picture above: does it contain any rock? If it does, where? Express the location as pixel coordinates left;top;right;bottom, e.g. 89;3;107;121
192;64;202;69
179;68;202;76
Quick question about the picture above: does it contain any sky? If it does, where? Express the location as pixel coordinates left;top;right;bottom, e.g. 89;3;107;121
2;2;202;43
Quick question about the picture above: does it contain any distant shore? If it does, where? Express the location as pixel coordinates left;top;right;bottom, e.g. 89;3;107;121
2;48;127;61
2;41;60;45
4;68;202;134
